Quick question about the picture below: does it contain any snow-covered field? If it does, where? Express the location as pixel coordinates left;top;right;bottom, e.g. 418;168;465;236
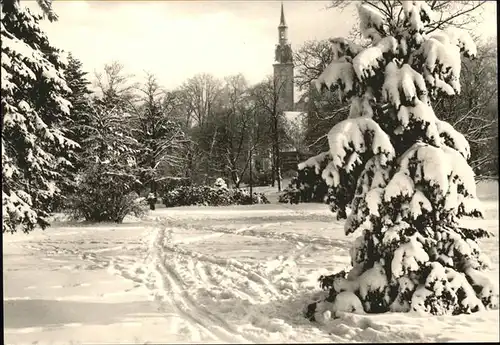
3;181;499;344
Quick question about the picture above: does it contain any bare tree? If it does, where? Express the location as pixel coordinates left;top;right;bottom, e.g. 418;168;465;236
93;61;138;108
180;73;222;128
217;74;254;187
132;73;188;193
294;40;350;153
250;75;289;191
433;40;498;179
294;39;335;90
168;73;224;184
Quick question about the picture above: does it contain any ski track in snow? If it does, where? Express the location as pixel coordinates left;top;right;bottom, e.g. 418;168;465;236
161;216;352;249
107;221;320;343
150;226;258;343
20;215;340;343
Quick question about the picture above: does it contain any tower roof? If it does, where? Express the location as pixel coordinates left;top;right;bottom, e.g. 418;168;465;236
279;2;287;27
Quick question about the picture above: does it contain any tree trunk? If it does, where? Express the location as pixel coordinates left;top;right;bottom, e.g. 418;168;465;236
270;147;276;187
249;148;253;204
274;114;282;192
232;169;240;188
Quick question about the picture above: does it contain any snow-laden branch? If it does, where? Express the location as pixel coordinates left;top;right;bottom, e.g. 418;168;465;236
435;119;470;160
397;143;481;216
298;151;331;174
358;3;387;43
320;117;395;187
382;62;428;109
329;37;363;60
313;58;356;102
352;36;398;81
402;1;434;33
412;34;462;95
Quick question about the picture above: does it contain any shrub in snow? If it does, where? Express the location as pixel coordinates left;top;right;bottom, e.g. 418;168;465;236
279;155;330;206
68;101;146;223
162;185;269;207
304;2;497;319
69;163;146;223
214;177;228;189
232;188;270;205
2;2;79;233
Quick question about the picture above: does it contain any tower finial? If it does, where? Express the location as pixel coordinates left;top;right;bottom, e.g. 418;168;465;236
279;2;286;27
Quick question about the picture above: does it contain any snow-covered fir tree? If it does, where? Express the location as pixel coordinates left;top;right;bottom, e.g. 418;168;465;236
49;52;93;211
304;1;498;319
64;52;93;144
2;0;78;233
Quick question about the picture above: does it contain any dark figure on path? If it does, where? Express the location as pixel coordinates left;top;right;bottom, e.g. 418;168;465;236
147;192;157;210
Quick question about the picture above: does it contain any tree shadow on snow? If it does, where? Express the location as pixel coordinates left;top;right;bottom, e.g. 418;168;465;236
3;299;159;329
196;289;431;343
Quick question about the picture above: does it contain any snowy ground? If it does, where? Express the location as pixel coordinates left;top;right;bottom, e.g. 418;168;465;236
3;181;499;344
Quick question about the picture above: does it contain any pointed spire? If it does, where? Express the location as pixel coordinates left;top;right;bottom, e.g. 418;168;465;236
279;2;287;27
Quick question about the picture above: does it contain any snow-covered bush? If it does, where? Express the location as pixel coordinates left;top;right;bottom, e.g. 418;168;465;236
69;163;146;223
162;185;269;207
232;188;270;205
2;2;80;233
68;100;146;223
279;153;330;205
214;177;228;189
304;2;497;318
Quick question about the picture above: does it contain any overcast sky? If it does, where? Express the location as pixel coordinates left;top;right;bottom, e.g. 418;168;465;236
25;0;497;91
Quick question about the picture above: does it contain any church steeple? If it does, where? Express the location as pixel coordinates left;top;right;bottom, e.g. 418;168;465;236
278;2;288;45
274;2;292;64
279;2;287;27
273;1;294;112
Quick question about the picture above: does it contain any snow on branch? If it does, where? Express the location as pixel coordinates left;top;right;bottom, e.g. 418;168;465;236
442;28;477;59
398;143;481;217
412;262;487;315
2;190;39;233
313;58;356;102
392;233;430;279
328;117;395;168
321;118;395;187
297;151;331;174
329;37;363;60
352;37;398;81
345;157;392;234
413;35;462;95
358;3;387;43
382;62;429;109
435;119;470;160
1;24;70;94
349;87;376;119
394;100;441;145
402;1;434;34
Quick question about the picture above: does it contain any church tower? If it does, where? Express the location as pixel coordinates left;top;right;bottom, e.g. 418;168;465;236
273;2;294;112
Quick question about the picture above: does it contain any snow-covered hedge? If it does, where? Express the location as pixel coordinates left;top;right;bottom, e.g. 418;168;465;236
304;2;498;318
162;185;270;207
